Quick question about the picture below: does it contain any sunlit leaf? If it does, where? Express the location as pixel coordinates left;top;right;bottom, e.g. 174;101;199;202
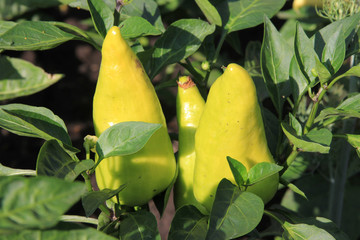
0;176;85;234
206;179;264;239
0;55;63;101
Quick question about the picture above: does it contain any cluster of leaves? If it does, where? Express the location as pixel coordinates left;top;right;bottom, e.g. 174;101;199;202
0;0;360;239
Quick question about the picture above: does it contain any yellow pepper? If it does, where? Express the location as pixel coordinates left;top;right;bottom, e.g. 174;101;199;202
193;63;279;211
293;0;322;11
174;76;206;213
93;26;176;206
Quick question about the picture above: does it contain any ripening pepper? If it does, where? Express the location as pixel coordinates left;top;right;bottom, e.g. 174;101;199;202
293;0;322;11
193;63;279;211
174;76;206;213
93;26;176;206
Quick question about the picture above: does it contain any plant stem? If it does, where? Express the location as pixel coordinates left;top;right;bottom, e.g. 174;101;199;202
304;86;325;133
82;172;93;192
204;28;227;87
51;22;101;50
212;28;228;65
9;169;37;176
99;204;112;217
280;149;299;176
286;97;295;109
60;215;98;225
275;121;284;159
81;171;112;217
179;59;205;84
81;144;112;218
264;210;284;225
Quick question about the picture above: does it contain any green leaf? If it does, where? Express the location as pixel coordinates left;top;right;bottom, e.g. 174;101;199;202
0;0;72;20
206;179;264;239
150;19;215;78
200;34;216;63
226;156;248;187
0;104;72;146
281;154;310;182
36;140;94;181
294;23;318;86
244;41;268;101
272;208;351;240
0;176;85;234
312;12;360;59
279;19;297;48
0;55;63;101
0;21;16;34
280;177;307;200
289;56;308;106
261;106;280;156
261;16;292;115
283;221;336;240
97;211;113;232
131;40;145;54
315;93;360;125
119;211;159;240
281;122;332;153
214;0;286;33
315;108;360;124
82;186;126;217
321;26;345;75
247;162;283;185
97;212;120;237
69;0;115;11
331;64;360;84
303;128;332;147
289;113;302;136
87;0;114;39
0;163;36;176
344;134;360;158
95;121;162;161
293;217;350;240
0;21;77;51
338;93;360;110
314;57;331;84
168;205;208;240
121;0;165;32
120;16;162;39
2;222;117;240
194;0;222;26
346;26;360;58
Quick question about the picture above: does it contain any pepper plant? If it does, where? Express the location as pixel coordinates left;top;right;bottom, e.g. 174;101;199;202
0;0;360;239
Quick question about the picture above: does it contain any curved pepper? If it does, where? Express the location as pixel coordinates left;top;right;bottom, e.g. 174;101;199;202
193;63;279;211
174;76;206;213
93;26;176;206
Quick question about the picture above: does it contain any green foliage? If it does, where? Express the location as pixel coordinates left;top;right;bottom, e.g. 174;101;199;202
118;211;159;239
261;15;292;115
149;18;215;78
168;205;208;240
0;55;63;101
95;121;162;161
206;179;264;239
37;140;94;180
0;176;86;234
82;185;126;217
